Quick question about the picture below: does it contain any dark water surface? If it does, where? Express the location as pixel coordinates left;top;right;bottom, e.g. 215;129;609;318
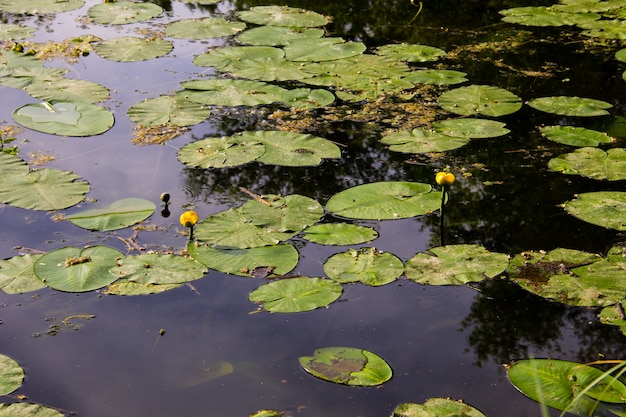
0;0;625;416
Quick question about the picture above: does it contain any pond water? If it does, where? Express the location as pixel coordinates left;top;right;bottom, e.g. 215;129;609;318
0;0;625;416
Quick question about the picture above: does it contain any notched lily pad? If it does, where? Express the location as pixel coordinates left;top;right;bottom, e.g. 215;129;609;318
548;147;626;180
110;254;207;285
324;247;403;286
563;191;626;231
249;277;342;313
381;128;470;154
88;2;163;25
0;254;45;294
528;96;612;116
95;37;173;62
540;125;614;147
375;43;446;62
393;398;487;417
237;6;329;28
439;85;522;117
302;223;378;245
0;354;24;395
65;198;156;231
128;95;211;127
25;79;110;103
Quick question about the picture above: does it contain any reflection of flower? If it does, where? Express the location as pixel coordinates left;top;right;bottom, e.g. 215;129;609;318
179;210;198;228
436;172;455;186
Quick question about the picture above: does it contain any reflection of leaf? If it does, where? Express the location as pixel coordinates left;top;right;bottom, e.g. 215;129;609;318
66;198;156;231
548;147;626;180
563;191;626;231
248;277;342;313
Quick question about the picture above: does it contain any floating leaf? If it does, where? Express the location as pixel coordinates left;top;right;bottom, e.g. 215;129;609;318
179;0;219;4
177;135;265;168
280;88;335;108
65;198;156;231
580;19;626;39
127;95;211;127
527;96;612;116
284;38;366;62
0;354;24;395
0;0;84;13
194;46;285;71
25;79;110;103
0;403;65;417
403;69;468;85
188;242;298;277
0;67;68;89
95;37;173;62
439;85;522;117
324;247;403;286
375;44;446;62
0;254;45;294
237;26;324;46
249;277;342;313
13;101;114;137
165;17;246;40
0;50;42;69
393;398;487;417
180;79;287;106
326;181;439;220
229;59;317;82
381;128;469;154
0;152;29;176
500;6;600;27
302;223;378;245
540;125;614;147
251;130;340;166
563;191;626;231
110;254;206;284
548;147;626;180
104;281;182;296
599;299;626;336
34;245;122;293
433;118;511;138
405;244;509;285
298;347;392;386
88;2;163;25
237;6;329;28
0;24;35;41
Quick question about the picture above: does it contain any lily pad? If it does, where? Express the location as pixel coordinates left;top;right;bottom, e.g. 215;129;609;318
279;88;335;108
179;79;287;106
104;281;182;296
110;254;207;284
95;37;173;62
540;125;614;146
34;245;123;293
375;44;446;62
88;2;163;25
324;247;403;286
599;299;626;336
0;24;35;41
237;6;329;28
0;354;24;395
65;198;156;231
12;101;114;137
381;128;470;154
0;152;29;176
193;46;285;71
127;95;211;127
392;398;487;417
500;6;600;27
0;254;46;294
403;69;468;85
188;242;298;277
302;223;378;245
433;118;510;138
283;38;366;62
563;191;626;231
237;26;324;46
0;67;68;89
177;135;266;168
326;181;440;220
548;147;626;180
405;244;509;285
0;403;65;417
25;79;110;103
228;59;317;82
439;85;522;117
298;347;392;386
249;277;342;313
0;50;42;69
580;19;626;39
527;96;612;116
251;130;341;166
0;0;84;14
165;18;246;40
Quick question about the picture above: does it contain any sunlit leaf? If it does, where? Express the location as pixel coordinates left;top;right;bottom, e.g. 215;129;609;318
381;128;469;154
0;50;42;69
324;247;403;286
251;130;341;166
403;69;468;85
165;17;246;40
65;198;156;231
433;118;511;138
599;299;626;336
128;95;211;127
95;37;173;62
237;6;329;28
280;88;335;108
527;96;612;116
540;125;614;147
179;79;287;106
0;67;68;89
0;354;24;395
104;281;182;296
580;19;626;39
0;254;46;294
548;147;626;180
563;191;626;231
284;38;366;62
177;135;265;168
298;346;392;386
439;85;522;117
499;6;600;26
0;152;29;176
0;24;35;40
193;46;285;70
302;223;378;245
393;398;487;417
110;254;207;284
375;43;446;62
249;277;342;313
0;0;84;13
25;79;110;103
237;26;324;46
88;2;163;25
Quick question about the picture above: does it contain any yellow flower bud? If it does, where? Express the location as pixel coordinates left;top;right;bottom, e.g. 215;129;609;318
435;172;455;186
179;210;199;228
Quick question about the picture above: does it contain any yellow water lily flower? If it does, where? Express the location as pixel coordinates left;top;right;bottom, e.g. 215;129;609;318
435;172;455;186
179;210;199;228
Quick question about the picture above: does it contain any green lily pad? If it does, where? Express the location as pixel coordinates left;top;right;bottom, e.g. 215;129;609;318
563;191;626;231
237;26;324;46
237;6;329;28
324;247;403;286
12;101;114;137
0;403;65;417
177;135;266;168
188;242;298;277
284;38;366;62
25;79;110;103
548;147;626;180
0;67;69;89
540;125;614;147
302;223;378;245
403;69;468;85
507;359;626;415
251;130;340;166
392;398;487;417
298;347;392;386
439;85;522;117
110;254;206;284
127;95;211;127
0;50;42;69
65;198;156;231
228;58;317;82
599;299;626;336
0;254;46;294
0;0;84;14
0;163;90;210
375;44;446;62
95;37;173;62
0;152;29;176
527;96;612;116
0;24;35;41
279;88;335;108
509;247;626;306
104;281;182;296
248;277;342;313
0;354;24;395
165;18;246;40
193;46;285;71
405;244;509;285
381;128;470;154
179;0;220;4
500;6;600;27
580;19;626;39
34;245;123;293
179;79;287;106
88;2;163;25
326;181;440;220
433;118;510;138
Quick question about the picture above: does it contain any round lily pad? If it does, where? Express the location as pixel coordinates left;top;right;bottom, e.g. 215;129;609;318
12;101;114;137
393;398;487;417
0;354;24;395
248;277;342;313
298;347;392;386
0;403;65;417
302;223;378;245
375;43;446;62
0;0;84;14
381;128;470;154
179;79;287;106
95;37;173;62
177;135;265;168
237;6;330;28
34;245;123;293
65;198;156;231
251;130;341;166
110;254;207;284
0;24;35;41
104;281;182;296
405;244;509;285
25;79;110;103
0;67;68;89
563;191;626;230
540;125;614;146
433;118;511;138
439;85;522;117
500;6;600;27
279;88;335;108
284;38;366;62
527;96;612;116
548;147;626;180
324;247;403;286
403;69;468;85
128;95;211;127
326;181;440;220
193;46;285;70
88;2;163;25
237;26;324;46
0;254;46;294
165;17;246;40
